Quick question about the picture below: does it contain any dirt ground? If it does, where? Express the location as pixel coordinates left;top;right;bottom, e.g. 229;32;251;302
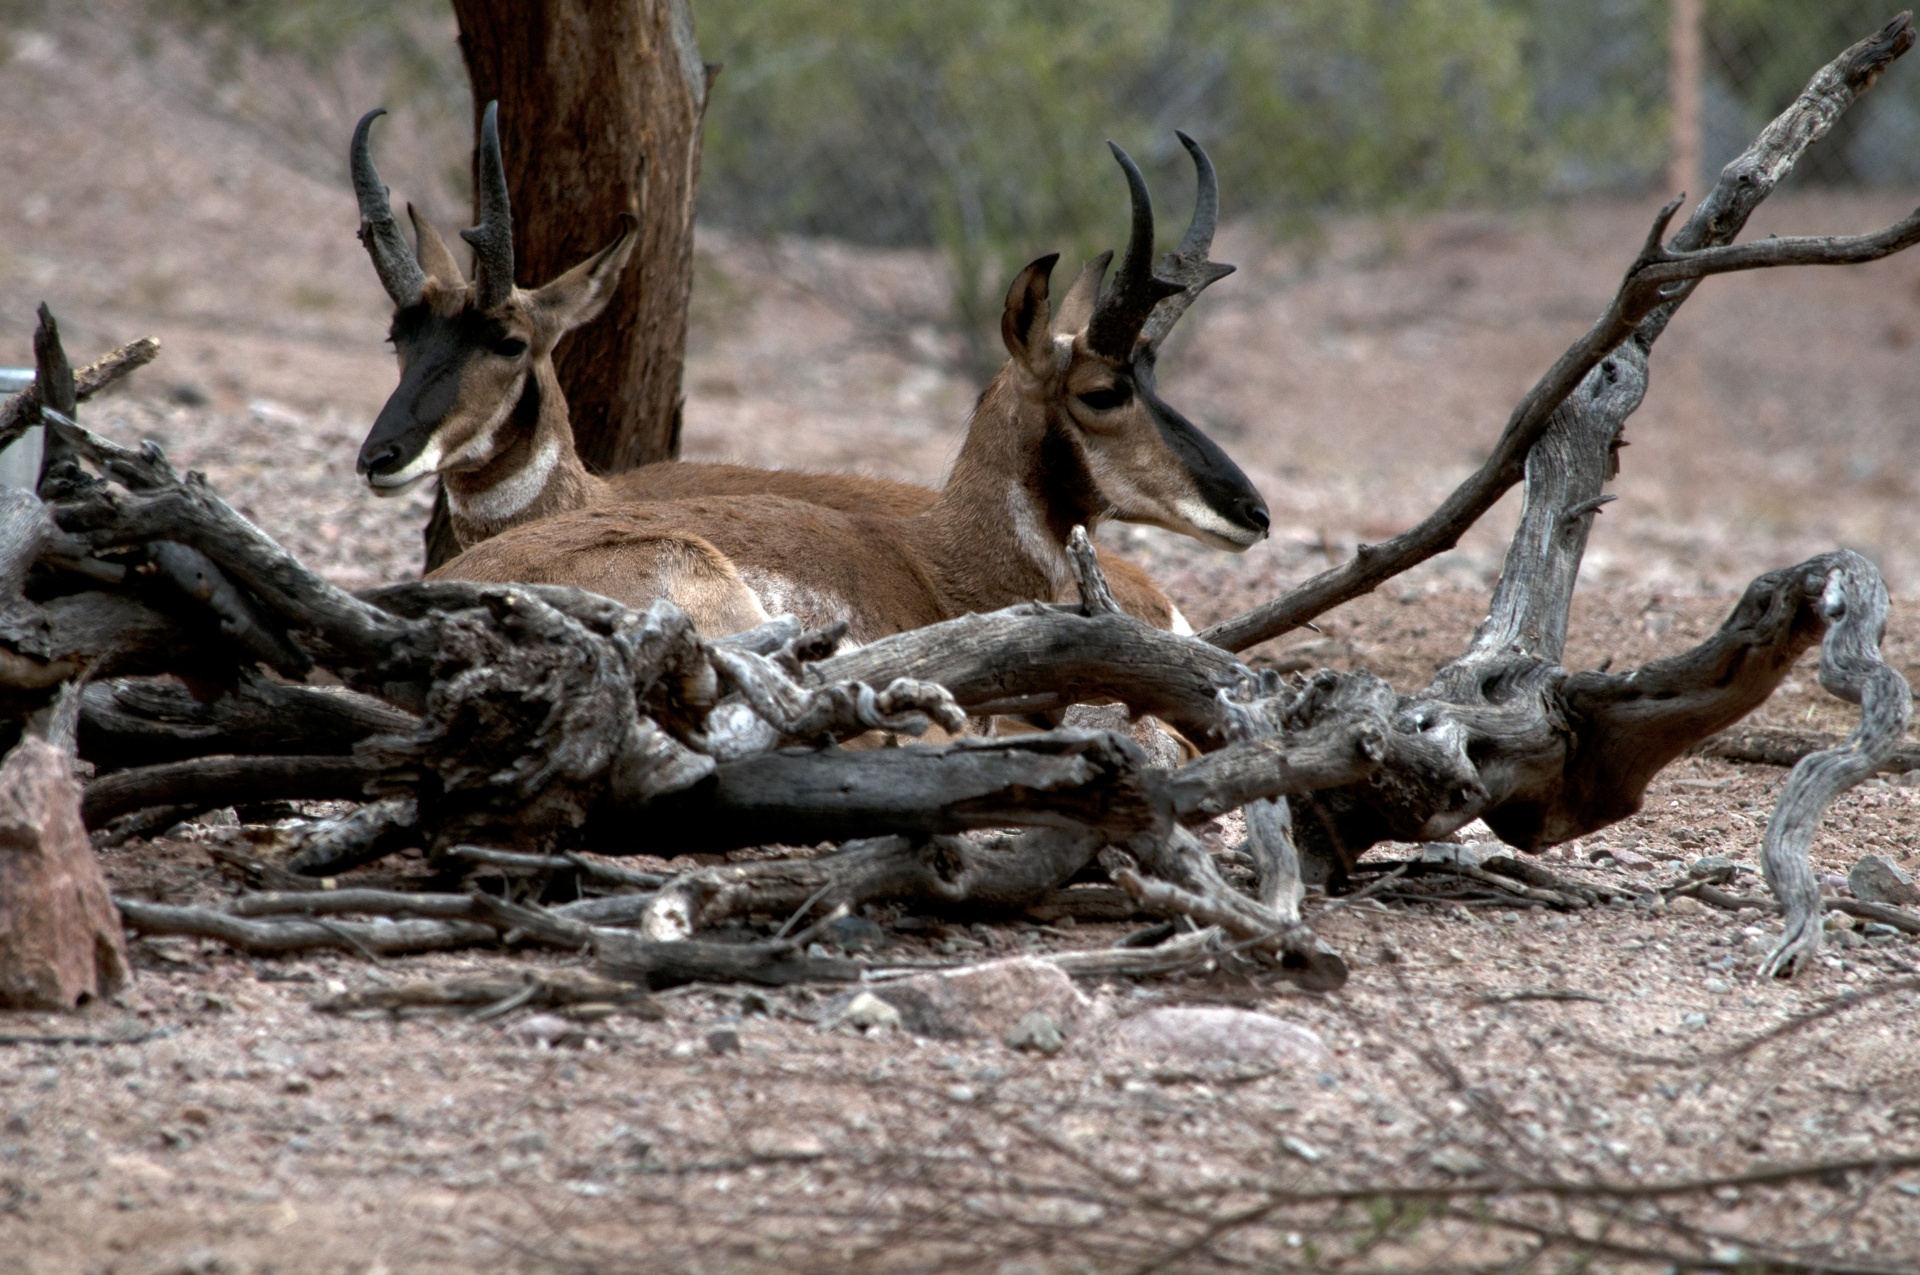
3;15;1920;1275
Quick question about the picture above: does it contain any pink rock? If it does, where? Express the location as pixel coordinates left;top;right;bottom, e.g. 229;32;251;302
880;956;1091;1040
1592;845;1653;870
0;736;130;1010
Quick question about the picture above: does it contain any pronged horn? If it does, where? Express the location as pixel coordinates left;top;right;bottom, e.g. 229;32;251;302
461;101;515;310
1084;143;1184;361
1137;131;1236;362
351;108;426;308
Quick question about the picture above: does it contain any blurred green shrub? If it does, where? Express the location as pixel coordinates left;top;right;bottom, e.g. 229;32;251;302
697;0;1668;368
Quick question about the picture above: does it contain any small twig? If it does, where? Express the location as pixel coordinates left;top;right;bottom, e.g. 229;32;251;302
773;880;839;941
1475;989;1608;1006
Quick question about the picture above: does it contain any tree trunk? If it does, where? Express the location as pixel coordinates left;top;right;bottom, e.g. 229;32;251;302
449;0;710;477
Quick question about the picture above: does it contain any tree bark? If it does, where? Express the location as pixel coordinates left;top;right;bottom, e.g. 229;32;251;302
449;0;710;478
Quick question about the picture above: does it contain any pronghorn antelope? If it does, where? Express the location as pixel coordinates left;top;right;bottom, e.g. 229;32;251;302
430;135;1267;643
349;103;1184;630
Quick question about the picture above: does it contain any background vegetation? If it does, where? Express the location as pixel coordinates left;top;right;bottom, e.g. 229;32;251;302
50;0;1919;363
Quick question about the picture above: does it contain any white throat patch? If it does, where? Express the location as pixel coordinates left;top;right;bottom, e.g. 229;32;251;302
452;436;562;526
1007;482;1074;596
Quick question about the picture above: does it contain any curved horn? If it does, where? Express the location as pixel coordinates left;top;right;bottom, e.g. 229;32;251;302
1084;143;1183;361
350;108;426;308
461;101;516;310
1138;132;1236;352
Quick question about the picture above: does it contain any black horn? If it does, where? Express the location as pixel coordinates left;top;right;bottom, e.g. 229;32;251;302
350;108;427;308
1084;143;1184;361
461;100;516;310
1136;131;1235;367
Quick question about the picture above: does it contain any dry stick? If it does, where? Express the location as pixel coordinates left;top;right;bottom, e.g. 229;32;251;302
0;336;161;450
1200;13;1917;654
114;898;498;957
1678;881;1920;934
1693;725;1920;772
227;890;481;919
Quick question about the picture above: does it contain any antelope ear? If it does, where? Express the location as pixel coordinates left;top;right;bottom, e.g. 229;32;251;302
527;213;639;332
408;204;466;289
1000;253;1060;375
1052;251;1111;336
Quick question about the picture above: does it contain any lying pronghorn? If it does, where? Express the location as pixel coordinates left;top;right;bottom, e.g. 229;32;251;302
357;103;1259;637
427;137;1267;641
350;104;1187;629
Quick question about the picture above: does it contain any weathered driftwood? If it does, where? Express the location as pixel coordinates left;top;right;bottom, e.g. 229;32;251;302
0;335;161;451
1;17;1916;993
79;675;414;772
82;754;378;827
1199;14;1917;654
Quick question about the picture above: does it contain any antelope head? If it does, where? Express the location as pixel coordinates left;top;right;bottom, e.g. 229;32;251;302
998;135;1267;551
350;102;637;495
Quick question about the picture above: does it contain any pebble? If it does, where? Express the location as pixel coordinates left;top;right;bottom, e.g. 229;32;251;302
1005;1011;1065;1056
1704;978;1732;994
1848;854;1917;906
1430;1146;1486;1175
1689;855;1736;879
707;1028;741;1055
512;1014;576;1046
1667;895;1704;916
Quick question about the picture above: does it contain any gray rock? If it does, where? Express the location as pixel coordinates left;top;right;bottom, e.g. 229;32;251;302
707;1028;740;1055
1848;854;1917;906
1421;842;1490;868
1862;921;1905;939
1106;1006;1328;1070
1005;1011;1066;1055
1689;855;1737;880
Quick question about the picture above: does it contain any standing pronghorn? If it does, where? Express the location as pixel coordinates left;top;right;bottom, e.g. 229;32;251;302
350;104;1250;634
428;133;1266;641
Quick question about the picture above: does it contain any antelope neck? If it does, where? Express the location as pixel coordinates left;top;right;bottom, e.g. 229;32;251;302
921;370;1100;612
443;362;601;544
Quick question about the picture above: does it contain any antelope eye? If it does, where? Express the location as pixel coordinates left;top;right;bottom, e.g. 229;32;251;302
1075;386;1131;412
492;337;529;358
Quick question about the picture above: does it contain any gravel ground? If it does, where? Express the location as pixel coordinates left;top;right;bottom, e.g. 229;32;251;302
3;14;1920;1274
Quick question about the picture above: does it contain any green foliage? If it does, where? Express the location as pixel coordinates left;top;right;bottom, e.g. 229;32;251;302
695;0;1666;367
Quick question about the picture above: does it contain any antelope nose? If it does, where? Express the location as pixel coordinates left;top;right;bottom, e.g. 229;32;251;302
360;442;400;475
1240;501;1271;537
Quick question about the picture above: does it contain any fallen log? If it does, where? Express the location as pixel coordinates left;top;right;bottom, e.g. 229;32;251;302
82;754;378;828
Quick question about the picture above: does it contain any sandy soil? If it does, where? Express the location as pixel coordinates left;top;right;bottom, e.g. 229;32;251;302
2;15;1920;1275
